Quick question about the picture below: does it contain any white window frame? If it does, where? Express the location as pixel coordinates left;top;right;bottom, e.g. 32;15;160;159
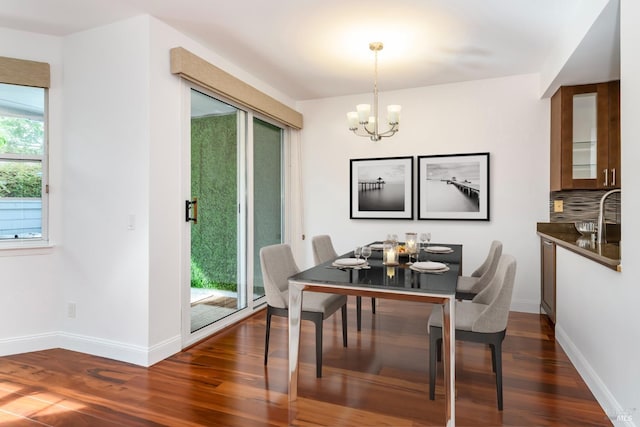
0;56;50;251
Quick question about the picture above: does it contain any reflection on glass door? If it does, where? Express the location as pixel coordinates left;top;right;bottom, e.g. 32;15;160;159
189;89;246;333
253;118;283;300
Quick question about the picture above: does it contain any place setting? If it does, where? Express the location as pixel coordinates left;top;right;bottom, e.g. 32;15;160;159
409;261;450;274
424;245;454;254
328;246;372;270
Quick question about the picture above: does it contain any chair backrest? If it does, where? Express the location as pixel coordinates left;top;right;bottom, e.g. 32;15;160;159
259;243;300;309
312;235;338;265
471;254;517;333
469;240;503;293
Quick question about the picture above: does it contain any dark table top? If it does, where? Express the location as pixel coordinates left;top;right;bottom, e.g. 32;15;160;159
289;243;462;297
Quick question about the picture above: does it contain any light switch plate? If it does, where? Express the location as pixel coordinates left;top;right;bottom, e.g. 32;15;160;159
553;200;563;213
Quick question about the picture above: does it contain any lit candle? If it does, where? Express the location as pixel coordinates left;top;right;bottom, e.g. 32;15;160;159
384;247;397;265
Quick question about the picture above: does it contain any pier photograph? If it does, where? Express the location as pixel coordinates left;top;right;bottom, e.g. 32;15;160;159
418;152;490;220
350;156;413;219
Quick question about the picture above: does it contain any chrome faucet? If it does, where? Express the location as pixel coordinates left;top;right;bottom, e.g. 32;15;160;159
597;188;621;244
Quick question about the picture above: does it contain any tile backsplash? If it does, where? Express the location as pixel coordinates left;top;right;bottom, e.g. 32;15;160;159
549;189;621;223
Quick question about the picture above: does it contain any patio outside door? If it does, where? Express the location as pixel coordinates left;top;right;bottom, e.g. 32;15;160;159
188;89;246;333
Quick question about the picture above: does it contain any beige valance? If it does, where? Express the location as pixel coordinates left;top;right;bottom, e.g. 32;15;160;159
0;56;50;88
170;47;302;130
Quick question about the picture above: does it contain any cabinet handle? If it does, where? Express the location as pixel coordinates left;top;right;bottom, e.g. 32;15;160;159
543;240;553;246
603;168;608;187
611;168;616;186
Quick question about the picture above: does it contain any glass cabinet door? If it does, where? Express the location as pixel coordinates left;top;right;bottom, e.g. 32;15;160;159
572;92;598;180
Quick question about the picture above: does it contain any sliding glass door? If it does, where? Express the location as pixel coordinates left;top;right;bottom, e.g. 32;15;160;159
253;118;283;300
188;90;246;333
184;87;285;341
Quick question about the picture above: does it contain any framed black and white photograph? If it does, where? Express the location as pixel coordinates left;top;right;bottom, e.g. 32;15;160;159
418;152;490;221
350;156;413;219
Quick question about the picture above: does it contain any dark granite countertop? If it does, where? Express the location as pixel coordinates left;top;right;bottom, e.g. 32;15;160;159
536;222;621;271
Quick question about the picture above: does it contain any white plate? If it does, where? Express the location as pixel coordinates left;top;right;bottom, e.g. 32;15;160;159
412;261;447;270
425;246;453;253
411;265;450;273
333;258;367;267
369;243;385;250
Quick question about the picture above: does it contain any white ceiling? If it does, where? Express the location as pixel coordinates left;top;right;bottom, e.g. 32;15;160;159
0;0;620;101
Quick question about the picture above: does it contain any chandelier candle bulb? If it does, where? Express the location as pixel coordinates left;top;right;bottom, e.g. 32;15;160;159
357;104;371;123
387;105;401;125
347;112;359;129
365;116;376;133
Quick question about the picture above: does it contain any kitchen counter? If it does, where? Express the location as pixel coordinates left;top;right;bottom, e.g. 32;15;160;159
536;222;621;271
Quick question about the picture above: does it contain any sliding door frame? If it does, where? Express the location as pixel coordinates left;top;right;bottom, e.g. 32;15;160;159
180;80;290;347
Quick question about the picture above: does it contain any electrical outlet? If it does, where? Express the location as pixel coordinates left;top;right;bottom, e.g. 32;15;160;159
67;302;76;318
553;200;563;213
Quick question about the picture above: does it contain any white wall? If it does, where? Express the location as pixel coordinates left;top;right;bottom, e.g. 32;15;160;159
59;16;152;363
0;28;63;354
297;73;549;312
554;1;640;425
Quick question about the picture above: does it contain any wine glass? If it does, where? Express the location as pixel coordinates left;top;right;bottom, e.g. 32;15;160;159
420;232;431;260
354;246;362;261
361;246;372;265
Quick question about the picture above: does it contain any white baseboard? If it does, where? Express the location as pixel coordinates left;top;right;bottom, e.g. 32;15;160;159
0;331;59;356
556;325;637;427
509;298;539;314
0;332;181;367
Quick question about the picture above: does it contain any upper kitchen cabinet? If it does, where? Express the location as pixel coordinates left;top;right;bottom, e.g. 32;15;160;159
550;80;620;190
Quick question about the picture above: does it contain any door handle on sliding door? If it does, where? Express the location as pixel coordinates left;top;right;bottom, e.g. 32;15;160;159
185;198;198;224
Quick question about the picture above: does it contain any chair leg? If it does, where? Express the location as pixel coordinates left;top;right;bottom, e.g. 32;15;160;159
371;297;376;314
490;343;497;373
494;339;504;410
341;304;348;347
356;296;362;331
264;306;272;366
429;326;442;400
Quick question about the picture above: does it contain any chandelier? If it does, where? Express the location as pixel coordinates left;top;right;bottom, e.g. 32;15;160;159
347;42;401;142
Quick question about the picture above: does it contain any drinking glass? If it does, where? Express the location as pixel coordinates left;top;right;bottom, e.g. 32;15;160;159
420;232;431;260
361;246;372;264
354;246;362;260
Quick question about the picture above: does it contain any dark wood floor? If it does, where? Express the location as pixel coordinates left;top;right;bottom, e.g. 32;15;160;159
0;298;611;426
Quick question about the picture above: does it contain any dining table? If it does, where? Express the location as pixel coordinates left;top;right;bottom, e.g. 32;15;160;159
287;242;462;427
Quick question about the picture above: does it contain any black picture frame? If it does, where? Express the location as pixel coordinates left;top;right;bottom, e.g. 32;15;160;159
350;156;414;219
417;152;490;221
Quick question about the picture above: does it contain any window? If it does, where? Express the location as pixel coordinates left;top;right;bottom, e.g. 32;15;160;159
0;82;47;241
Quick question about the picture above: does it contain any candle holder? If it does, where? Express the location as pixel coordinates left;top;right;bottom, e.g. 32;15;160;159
383;239;399;265
405;232;418;265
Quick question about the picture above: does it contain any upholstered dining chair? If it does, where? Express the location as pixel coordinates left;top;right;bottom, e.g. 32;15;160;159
429;254;517;410
311;234;375;331
260;243;347;378
455;240;503;300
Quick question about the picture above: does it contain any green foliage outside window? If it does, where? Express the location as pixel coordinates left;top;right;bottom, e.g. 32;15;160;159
0;116;44;198
0;116;44;155
0;162;41;197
